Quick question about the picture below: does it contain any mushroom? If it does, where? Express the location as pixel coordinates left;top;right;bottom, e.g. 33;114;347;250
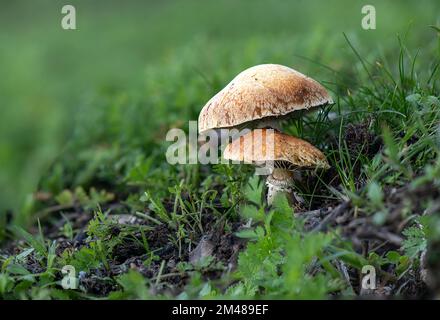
197;64;332;206
223;129;330;206
198;64;333;136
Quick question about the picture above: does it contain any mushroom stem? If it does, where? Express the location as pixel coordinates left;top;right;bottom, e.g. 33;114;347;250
266;168;303;206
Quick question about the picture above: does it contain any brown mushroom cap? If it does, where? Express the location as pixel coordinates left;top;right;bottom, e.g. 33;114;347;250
223;129;330;170
198;64;333;134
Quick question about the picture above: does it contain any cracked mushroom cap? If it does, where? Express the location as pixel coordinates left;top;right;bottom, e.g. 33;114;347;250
198;64;333;134
223;129;330;170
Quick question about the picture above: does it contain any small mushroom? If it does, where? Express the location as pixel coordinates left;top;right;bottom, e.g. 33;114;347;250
198;64;333;135
223;129;329;206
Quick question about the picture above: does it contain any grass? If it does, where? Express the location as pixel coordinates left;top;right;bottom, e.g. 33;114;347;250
1;0;440;299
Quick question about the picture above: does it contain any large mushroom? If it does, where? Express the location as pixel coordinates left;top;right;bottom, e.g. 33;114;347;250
198;64;333;135
223;129;329;206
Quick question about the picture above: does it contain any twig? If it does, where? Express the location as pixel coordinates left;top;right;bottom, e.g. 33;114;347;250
338;260;353;292
357;229;403;246
294;208;324;218
151;272;184;282
312;201;351;232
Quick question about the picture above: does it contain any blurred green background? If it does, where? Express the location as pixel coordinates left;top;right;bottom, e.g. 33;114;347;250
0;0;439;222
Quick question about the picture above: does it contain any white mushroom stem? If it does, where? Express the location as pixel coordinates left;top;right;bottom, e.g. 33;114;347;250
265;168;304;206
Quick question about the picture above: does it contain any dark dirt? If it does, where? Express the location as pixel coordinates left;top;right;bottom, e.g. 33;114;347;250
296;178;438;297
79;267;118;296
60;203;246;296
344;121;383;158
